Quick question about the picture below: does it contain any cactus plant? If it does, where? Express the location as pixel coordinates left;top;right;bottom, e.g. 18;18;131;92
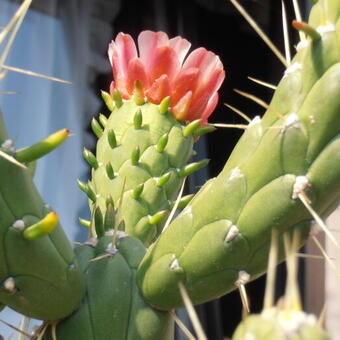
137;0;340;310
0;121;86;321
0;0;338;339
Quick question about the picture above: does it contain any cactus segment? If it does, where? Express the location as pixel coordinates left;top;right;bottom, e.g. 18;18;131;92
99;113;108;128
94;206;104;237
182;119;201;137
292;20;321;41
15;129;69;163
193;125;216;137
178;159;210;178
91;118;103;138
159;96;171;115
113;89;123;108
22;211;58;240
77;180;97;203
156;133;169;152
134;109;143;129
44;235;173;340
79;218;91;228
137;0;340;310
101;90;115;112
83;148;98;169
133;80;145;105
107;129;117;149
0;150;85;320
88;100;196;245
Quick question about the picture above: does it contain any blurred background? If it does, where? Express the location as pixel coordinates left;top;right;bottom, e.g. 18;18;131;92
0;0;338;339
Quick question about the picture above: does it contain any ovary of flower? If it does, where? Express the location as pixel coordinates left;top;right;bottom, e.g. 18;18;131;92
108;30;225;124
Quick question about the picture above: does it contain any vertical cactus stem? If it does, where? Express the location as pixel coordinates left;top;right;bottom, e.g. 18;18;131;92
148;210;169;225
107;129;117;149
22;212;59;240
94;206;104;238
156;172;171;187
101;90;115;112
235;270;251;314
182;119;201;137
131;183;144;199
133;80;145;105
292;20;321;41
113;89;123;108
105;162;115;180
91;118;103;138
83;147;99;169
156;133;169;152
104;203;115;231
3;277;16;294
193;125;216;137
77;180;97;203
178;159;210;178
16;129;70;163
224;225;240;242
98;113;108;128
159;96;171;114
131;146;140;165
79;218;91;228
12;219;25;231
133;109;143;129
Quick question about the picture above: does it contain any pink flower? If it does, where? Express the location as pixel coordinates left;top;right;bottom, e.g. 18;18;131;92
108;31;225;124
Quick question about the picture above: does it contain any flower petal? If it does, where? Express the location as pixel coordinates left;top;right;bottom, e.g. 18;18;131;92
200;92;219;125
171;91;193;121
169;36;191;65
189;68;225;116
145;75;171;104
126;58;148;95
171;67;199;106
146;45;180;84
138;31;169;66
109;33;137;79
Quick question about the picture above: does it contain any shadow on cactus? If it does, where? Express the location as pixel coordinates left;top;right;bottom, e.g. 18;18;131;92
0;0;338;339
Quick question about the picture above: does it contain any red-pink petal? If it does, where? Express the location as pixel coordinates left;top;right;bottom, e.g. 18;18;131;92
189;68;225;115
148;45;180;83
169;36;191;65
145;75;171;104
109;33;137;78
171;67;199;105
109;81;115;96
138;31;169;67
171;91;193;121
200;92;219;125
126;58;148;95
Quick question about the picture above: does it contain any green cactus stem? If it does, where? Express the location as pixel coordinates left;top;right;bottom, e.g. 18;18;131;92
43;233;173;340
86;99;209;246
137;0;340;310
0;111;85;320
